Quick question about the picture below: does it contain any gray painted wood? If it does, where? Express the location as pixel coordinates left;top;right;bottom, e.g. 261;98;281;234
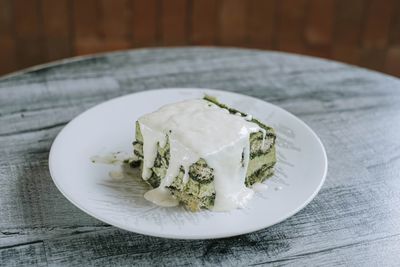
1;47;399;266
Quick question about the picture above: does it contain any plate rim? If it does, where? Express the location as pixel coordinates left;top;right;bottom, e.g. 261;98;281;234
48;88;328;239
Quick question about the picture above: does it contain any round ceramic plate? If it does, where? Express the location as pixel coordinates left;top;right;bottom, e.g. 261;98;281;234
49;88;327;239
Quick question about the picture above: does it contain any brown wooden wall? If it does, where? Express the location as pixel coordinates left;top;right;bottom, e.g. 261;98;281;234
0;0;399;76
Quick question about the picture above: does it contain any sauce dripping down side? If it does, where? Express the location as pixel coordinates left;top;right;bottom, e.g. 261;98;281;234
138;99;265;211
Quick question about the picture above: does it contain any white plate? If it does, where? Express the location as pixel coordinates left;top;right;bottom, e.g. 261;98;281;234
49;88;327;239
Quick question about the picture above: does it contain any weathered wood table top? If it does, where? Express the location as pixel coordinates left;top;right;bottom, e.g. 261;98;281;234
1;48;400;266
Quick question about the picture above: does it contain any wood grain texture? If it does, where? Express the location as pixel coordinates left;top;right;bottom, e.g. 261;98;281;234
160;0;188;46
13;0;44;68
131;0;159;47
246;0;275;49
332;0;366;65
191;0;218;45
41;0;72;62
0;0;17;74
219;0;247;46
304;0;334;58
359;48;386;71
385;47;400;76
276;0;307;53
388;0;400;47
386;1;400;76
72;0;104;55
100;0;132;50
1;1;400;77
1;48;400;265
362;0;395;49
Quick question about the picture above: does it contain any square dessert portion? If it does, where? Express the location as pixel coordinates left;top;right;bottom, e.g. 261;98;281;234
131;95;276;211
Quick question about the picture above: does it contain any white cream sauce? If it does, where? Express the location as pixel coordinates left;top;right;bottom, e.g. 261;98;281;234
252;182;269;192
138;99;266;211
244;114;253;121
144;187;179;207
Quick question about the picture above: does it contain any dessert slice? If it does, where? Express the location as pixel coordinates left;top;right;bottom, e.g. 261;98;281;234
132;96;276;211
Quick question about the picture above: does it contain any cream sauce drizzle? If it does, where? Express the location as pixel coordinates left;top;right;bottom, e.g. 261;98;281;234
252;182;269;192
138;99;266;211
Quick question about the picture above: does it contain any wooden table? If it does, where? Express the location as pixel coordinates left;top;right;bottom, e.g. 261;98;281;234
1;48;400;266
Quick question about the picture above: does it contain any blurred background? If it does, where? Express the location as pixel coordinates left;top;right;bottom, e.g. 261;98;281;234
0;0;399;76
